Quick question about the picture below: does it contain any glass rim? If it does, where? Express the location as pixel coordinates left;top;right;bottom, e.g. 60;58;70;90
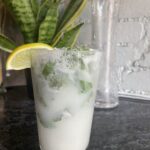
31;47;102;67
31;47;102;56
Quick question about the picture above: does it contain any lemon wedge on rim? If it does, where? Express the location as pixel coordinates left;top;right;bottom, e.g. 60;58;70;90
6;43;53;70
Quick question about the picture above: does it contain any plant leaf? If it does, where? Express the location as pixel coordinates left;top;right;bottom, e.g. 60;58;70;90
3;0;37;43
51;0;87;45
79;58;86;70
0;34;16;53
42;61;55;78
55;23;83;48
57;0;87;31
40;0;46;5
29;0;39;18
38;2;59;43
34;0;51;42
36;0;51;24
80;80;92;93
0;3;6;33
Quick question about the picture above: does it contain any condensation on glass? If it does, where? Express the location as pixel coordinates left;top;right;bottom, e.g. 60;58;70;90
31;49;101;150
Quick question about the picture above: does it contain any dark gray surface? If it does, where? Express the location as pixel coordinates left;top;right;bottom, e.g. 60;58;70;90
0;87;150;150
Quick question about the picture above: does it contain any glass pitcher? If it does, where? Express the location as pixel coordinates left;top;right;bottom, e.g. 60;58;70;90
92;0;120;108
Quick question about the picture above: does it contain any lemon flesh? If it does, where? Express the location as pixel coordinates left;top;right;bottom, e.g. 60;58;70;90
6;43;53;70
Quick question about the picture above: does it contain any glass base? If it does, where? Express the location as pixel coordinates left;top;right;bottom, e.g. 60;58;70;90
95;91;119;109
40;145;87;150
95;100;119;109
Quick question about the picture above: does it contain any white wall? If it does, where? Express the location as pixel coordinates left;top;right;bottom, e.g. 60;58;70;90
116;0;150;99
79;0;150;99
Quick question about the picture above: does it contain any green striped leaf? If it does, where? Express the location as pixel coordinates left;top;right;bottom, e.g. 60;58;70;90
55;23;83;48
40;0;46;5
30;0;39;18
51;0;87;45
80;80;92;93
4;0;37;43
37;0;51;24
41;0;60;4
0;3;6;33
0;34;16;53
38;2;59;43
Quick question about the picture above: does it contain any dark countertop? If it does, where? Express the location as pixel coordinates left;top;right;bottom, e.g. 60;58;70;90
0;87;150;150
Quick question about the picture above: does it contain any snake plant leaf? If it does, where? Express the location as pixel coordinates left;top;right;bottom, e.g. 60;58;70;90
51;0;87;45
55;23;83;48
3;0;37;43
56;0;87;32
30;0;39;18
40;0;47;5
0;2;6;33
0;34;16;53
38;2;59;43
41;0;60;4
37;0;51;24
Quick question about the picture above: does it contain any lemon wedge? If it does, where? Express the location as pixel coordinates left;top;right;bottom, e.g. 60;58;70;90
6;43;53;70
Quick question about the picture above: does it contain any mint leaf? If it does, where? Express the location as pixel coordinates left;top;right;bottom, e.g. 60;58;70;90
42;61;55;78
48;74;63;89
80;80;92;93
79;58;86;70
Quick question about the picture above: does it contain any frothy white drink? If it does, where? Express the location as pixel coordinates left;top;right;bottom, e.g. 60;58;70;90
31;48;100;150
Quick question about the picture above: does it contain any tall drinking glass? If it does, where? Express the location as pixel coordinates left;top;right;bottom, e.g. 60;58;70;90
31;48;101;150
92;0;120;108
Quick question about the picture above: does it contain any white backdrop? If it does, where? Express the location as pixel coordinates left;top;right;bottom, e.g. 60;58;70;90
78;0;150;100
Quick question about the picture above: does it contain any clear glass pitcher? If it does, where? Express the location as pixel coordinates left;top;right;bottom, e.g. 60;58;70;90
92;0;120;108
